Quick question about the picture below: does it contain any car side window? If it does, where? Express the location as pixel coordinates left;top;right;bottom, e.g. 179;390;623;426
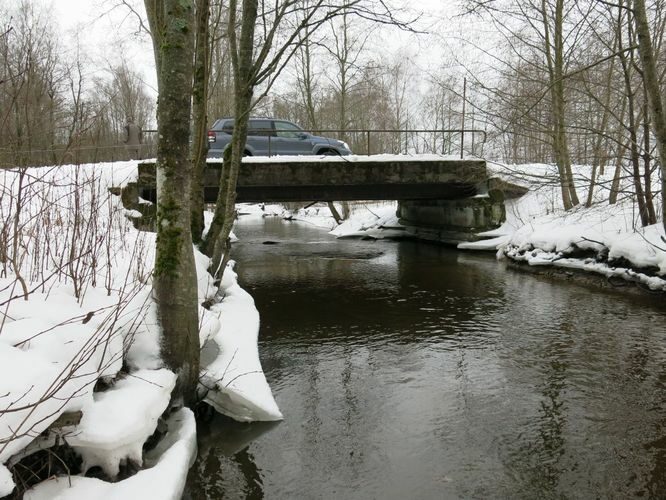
248;119;275;137
274;121;303;138
221;121;233;134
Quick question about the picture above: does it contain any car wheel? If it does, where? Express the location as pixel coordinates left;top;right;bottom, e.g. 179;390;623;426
321;149;340;156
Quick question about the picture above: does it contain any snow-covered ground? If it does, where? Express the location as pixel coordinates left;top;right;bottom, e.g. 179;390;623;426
1;158;663;498
0;161;281;499
474;163;665;292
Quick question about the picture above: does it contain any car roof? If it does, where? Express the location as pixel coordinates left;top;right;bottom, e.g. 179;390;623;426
212;117;299;129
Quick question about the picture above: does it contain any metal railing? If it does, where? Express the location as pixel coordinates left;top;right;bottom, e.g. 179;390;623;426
300;128;487;158
213;127;487;158
0;138;158;169
0;128;486;168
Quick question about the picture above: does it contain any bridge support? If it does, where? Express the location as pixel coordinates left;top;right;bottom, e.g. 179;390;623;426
398;191;506;245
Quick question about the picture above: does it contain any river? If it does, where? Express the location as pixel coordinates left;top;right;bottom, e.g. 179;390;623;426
185;215;666;500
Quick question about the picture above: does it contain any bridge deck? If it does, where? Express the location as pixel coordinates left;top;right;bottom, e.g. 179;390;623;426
138;155;487;202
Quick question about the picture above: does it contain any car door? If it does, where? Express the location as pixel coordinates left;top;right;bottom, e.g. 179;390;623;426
247;119;275;156
272;120;312;155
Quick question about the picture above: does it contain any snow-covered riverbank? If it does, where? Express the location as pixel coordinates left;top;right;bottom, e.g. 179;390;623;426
0;161;281;499
471;163;665;292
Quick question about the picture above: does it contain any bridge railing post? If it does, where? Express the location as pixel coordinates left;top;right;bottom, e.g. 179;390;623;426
366;130;371;155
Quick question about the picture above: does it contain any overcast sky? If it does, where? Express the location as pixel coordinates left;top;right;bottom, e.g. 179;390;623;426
44;0;492;110
51;0;156;92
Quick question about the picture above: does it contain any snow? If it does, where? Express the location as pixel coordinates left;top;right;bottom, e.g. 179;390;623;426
65;369;176;477
24;407;196;500
200;263;283;422
0;160;281;497
0;287;130;465
330;202;403;239
0;465;12;497
481;163;665;289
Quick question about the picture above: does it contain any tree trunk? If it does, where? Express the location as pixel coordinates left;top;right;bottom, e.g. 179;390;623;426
190;0;211;243
609;139;629;205
586;42;617;207
145;0;200;407
618;3;649;226
642;90;657;224
328;202;343;224
634;0;666;232
203;0;258;276
541;0;579;210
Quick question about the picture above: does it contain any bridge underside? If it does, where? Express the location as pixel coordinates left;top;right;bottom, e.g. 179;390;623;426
204;182;478;202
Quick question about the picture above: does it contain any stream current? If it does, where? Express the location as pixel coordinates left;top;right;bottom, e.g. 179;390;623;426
185;215;666;500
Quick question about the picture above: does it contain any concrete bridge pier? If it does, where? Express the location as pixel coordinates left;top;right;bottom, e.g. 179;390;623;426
397;178;527;244
398;193;505;245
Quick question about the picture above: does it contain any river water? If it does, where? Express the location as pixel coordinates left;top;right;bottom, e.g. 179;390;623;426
185;215;666;500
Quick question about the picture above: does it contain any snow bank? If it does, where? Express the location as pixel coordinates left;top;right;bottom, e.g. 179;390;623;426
25;407;196;500
0;465;13;497
330;202;403;239
200;263;283;422
481;163;666;290
504;220;666;291
1;160;281;497
0;287;136;465
65;369;176;477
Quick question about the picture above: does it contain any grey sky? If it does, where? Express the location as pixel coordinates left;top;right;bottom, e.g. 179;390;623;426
47;0;487;115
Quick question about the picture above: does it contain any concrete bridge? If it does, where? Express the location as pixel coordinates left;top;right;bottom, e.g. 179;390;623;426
129;156;526;244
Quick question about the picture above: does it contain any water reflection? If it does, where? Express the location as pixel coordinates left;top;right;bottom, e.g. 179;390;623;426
186;215;666;499
185;414;277;499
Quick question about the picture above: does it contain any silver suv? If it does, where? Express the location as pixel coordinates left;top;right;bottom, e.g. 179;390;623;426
207;118;352;157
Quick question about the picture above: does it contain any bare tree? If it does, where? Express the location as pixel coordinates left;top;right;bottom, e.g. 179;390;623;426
634;0;666;233
191;0;212;243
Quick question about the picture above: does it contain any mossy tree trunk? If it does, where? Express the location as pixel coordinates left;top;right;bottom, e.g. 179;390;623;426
145;0;200;407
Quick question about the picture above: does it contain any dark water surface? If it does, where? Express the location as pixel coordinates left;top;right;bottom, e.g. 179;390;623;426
185;216;666;500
